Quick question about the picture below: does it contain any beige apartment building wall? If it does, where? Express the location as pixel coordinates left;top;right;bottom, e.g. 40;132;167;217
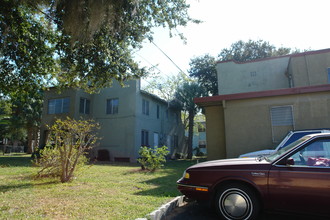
222;91;330;158
204;106;226;160
40;88;88;146
91;80;138;161
40;79;184;161
217;56;291;95
135;92;184;158
289;51;330;87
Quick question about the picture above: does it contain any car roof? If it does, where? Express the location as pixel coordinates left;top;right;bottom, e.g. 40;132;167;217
304;132;330;138
290;129;330;133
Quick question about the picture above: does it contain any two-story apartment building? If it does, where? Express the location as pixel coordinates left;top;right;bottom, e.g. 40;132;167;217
195;48;330;159
40;79;185;162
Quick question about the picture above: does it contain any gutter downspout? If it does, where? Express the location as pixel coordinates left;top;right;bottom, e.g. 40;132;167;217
222;100;226;109
285;57;294;88
304;54;311;86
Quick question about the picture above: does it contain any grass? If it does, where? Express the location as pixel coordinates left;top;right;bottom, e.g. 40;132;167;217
0;154;197;219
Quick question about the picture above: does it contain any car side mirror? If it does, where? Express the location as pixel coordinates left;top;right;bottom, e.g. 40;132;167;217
286;158;295;166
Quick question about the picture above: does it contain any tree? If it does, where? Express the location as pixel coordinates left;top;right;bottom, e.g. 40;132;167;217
174;81;207;159
35;117;100;183
0;0;199;95
0;0;57;95
189;54;218;95
143;72;190;101
218;39;298;62
10;89;43;153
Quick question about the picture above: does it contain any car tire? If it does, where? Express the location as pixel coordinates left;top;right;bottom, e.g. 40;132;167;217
215;183;260;220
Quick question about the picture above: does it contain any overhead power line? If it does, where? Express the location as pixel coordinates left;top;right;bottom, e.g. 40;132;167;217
151;41;188;76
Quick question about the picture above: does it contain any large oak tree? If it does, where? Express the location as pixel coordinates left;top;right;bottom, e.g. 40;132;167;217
0;0;197;153
0;0;198;94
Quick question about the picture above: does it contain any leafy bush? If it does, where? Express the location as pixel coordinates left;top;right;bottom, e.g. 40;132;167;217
138;146;169;171
34;117;99;182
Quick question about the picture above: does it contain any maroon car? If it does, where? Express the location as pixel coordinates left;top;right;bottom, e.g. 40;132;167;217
177;133;330;219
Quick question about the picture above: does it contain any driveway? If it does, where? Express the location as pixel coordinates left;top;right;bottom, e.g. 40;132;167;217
165;200;328;220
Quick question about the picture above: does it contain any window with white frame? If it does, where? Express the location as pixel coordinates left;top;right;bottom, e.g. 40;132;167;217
79;98;90;114
142;99;149;115
106;98;119;114
48;97;70;114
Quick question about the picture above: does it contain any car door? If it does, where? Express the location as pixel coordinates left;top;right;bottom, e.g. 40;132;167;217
268;138;330;216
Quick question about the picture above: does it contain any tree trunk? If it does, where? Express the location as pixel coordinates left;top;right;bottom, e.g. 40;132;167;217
27;126;34;154
27;126;39;154
187;109;194;159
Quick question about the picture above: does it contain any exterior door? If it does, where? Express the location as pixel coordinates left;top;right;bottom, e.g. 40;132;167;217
153;132;159;147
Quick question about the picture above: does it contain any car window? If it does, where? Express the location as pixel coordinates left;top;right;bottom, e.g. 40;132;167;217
266;136;310;162
290;139;330;167
280;132;320;149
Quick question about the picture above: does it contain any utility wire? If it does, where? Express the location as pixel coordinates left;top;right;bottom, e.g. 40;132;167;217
134;52;164;75
151;41;189;76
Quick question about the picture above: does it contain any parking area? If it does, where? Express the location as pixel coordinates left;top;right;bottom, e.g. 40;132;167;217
165;200;328;220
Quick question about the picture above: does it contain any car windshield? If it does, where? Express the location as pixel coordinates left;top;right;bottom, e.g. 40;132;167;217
265;136;311;162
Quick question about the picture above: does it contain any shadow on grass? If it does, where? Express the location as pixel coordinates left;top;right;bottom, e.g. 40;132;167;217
0;180;59;193
133;160;197;197
0;154;33;167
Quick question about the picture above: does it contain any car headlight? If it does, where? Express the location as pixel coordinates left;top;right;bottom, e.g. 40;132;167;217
183;170;190;179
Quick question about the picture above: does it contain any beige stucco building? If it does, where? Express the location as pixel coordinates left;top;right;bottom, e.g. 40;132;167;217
40;79;185;162
196;48;330;160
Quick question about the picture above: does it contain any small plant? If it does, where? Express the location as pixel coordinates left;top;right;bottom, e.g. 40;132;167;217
34;117;99;182
138;146;169;171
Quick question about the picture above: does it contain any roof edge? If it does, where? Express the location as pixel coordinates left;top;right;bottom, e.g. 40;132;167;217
217;48;330;65
195;84;330;106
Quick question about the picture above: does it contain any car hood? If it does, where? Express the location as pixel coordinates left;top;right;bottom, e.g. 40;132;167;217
188;157;269;170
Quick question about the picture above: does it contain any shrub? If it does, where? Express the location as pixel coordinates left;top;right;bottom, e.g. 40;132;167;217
137;146;169;171
34;117;99;182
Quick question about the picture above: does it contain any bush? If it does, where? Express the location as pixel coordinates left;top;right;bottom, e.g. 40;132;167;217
34;117;99;182
137;146;169;171
34;145;88;178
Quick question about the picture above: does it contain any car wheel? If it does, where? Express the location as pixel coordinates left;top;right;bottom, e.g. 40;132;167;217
215;183;260;220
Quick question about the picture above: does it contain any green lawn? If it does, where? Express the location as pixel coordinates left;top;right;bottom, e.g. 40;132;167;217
0;154;197;219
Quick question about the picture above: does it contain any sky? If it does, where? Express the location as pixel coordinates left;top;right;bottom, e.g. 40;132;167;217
134;0;330;87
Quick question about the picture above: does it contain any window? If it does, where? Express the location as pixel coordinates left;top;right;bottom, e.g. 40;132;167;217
199;140;207;148
142;99;149;115
174;135;178;149
198;124;206;132
328;68;330;84
270;106;294;126
106;98;119;114
175;112;179;124
270;105;294;142
79;98;90;114
48;97;70;114
141;130;149;146
157;105;160;119
290;139;330;167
